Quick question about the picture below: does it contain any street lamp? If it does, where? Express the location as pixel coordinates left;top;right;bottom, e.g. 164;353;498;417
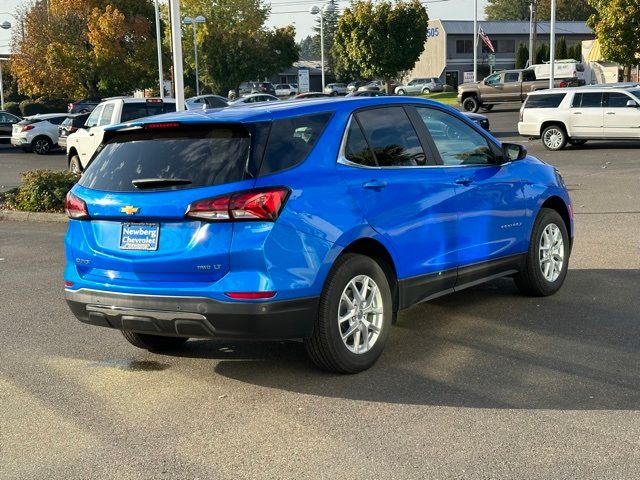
0;20;11;111
183;15;206;96
309;2;334;91
153;0;164;98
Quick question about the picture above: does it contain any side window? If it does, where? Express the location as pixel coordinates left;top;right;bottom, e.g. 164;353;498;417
417;107;495;166
48;116;67;125
121;104;149;122
522;70;536;82
85;105;103;127
504;72;520;83
259;112;332;175
0;113;11;123
98;103;114;126
573;92;603;108
344;119;376;167
485;73;501;85
356;107;427;167
606;92;631;108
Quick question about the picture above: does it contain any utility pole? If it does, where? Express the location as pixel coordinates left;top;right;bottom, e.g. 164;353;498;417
473;0;478;81
531;0;537;65
169;0;185;110
549;0;556;89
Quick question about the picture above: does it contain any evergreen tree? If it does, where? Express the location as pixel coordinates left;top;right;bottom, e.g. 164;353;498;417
556;37;568;59
515;43;529;68
312;0;340;73
535;43;549;64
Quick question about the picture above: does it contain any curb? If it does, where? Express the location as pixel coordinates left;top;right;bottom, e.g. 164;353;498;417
0;209;67;223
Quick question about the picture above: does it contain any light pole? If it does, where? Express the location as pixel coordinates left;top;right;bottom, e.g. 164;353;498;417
473;0;477;82
0;19;12;111
309;3;334;91
183;15;205;96
168;0;185;111
549;0;556;89
153;0;164;98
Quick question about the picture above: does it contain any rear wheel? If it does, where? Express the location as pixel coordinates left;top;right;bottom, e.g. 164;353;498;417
396;89;406;95
121;331;189;351
422;88;431;95
304;253;392;373
542;124;567;151
462;96;479;112
32;136;53;155
514;208;569;296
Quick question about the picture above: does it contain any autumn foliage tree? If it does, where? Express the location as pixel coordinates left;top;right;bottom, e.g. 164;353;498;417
333;0;429;93
10;0;159;99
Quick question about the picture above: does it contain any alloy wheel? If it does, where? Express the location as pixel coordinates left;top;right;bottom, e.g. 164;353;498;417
33;138;50;154
338;274;384;354
543;128;564;150
539;223;564;282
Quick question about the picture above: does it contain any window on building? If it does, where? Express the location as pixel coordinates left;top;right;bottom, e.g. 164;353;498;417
498;40;515;53
456;39;474;54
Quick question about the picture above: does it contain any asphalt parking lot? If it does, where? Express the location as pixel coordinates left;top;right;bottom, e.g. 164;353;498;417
1;106;639;479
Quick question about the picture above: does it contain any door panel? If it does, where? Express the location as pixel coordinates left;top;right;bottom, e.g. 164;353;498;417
603;92;640;138
569;92;604;138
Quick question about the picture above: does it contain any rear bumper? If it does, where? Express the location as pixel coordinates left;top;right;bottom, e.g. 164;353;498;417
10;135;29;147
518;122;540;137
65;288;318;340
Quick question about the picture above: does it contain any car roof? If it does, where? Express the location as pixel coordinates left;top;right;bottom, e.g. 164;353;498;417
101;96;176;103
27;113;69;119
106;96;453;130
528;84;640;95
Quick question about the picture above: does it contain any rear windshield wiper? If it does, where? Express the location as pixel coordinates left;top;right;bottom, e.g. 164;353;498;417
132;178;192;189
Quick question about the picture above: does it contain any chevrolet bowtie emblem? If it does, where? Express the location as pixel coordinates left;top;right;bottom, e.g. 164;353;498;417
121;206;139;215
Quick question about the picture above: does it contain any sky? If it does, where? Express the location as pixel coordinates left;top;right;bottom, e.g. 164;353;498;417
0;0;490;54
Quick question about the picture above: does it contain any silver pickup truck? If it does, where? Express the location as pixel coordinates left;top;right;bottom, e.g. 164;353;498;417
457;69;571;112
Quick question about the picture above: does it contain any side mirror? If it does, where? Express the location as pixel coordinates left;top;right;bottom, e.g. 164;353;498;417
502;143;527;162
626;99;638;108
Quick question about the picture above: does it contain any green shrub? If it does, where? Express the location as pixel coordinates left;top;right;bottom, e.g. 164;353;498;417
3;170;78;213
19;97;70;116
3;102;21;116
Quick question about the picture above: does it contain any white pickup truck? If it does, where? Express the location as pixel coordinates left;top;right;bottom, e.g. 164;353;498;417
66;97;176;173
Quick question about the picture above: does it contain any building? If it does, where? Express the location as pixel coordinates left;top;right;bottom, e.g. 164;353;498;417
272;60;325;92
409;20;594;88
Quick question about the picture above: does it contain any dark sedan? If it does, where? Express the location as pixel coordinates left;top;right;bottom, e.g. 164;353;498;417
68;98;101;114
0;111;21;143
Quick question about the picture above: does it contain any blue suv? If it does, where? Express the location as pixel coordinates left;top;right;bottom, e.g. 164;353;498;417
64;97;573;373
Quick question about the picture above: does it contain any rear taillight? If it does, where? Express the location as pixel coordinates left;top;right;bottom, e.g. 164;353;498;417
20;125;35;132
65;192;90;219
145;122;180;129
186;187;290;222
68;103;73;110
70;127;78;133
559;81;567;88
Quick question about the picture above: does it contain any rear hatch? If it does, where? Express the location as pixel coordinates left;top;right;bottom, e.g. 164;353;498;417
13;118;42;136
69;122;259;285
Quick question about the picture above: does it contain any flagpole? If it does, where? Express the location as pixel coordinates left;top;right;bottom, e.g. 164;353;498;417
473;0;478;82
549;0;556;89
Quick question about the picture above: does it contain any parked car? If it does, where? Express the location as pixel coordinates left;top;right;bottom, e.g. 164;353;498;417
229;94;279;105
294;92;332;99
251;82;276;96
58;112;90;150
0;111;21;144
185;95;229;110
346;91;387;97
63;97;572;373
463;111;490;131
518;84;640;150
11;113;69;154
395;77;444;95
68;98;101;114
358;81;383;92
324;83;348;96
347;81;369;92
457;69;571;112
274;84;298;97
66;97;176;173
529;60;585;84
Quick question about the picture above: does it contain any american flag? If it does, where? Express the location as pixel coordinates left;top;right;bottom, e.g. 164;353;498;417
478;27;495;53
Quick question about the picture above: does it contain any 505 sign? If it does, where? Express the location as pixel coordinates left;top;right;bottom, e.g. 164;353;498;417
427;27;439;38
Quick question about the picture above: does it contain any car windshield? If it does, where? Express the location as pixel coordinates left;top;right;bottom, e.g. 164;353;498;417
628;89;640;101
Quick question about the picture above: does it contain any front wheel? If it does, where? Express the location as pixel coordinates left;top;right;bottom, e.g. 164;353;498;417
422;88;431;95
396;89;406;95
542;124;567;150
69;155;82;175
514;208;569;296
304;253;393;373
121;331;189;351
462;96;479;112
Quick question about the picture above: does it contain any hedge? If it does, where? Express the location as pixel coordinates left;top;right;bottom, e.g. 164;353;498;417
19;97;70;116
2;170;78;213
3;102;21;116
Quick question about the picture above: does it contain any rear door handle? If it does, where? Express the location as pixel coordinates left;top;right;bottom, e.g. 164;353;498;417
606;112;616;115
362;180;387;191
455;177;473;186
573;112;582;115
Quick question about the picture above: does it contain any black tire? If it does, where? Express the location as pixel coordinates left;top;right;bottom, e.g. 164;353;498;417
481;105;494;112
422;88;431;95
541;124;567;151
69;155;82;175
121;330;189;351
568;139;587;146
514;208;570;297
331;91;338;96
304;253;393;374
32;136;53;155
462;96;480;113
397;89;406;95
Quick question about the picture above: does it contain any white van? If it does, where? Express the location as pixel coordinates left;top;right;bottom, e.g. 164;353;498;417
530;60;585;83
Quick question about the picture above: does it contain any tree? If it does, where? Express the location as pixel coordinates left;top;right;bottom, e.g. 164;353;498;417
312;0;340;73
299;35;320;60
10;0;159;99
556;37;568;59
588;0;640;80
535;43;549;64
333;0;429;93
515;43;529;69
190;0;298;95
485;0;594;21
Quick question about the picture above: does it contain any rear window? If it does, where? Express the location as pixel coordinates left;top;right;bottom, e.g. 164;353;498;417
79;125;251;192
524;93;566;109
572;92;603;108
121;102;176;122
258;113;332;176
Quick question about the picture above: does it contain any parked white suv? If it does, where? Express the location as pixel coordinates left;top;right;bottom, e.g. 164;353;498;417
518;84;640;150
324;83;348;96
66;97;176;173
11;113;69;154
